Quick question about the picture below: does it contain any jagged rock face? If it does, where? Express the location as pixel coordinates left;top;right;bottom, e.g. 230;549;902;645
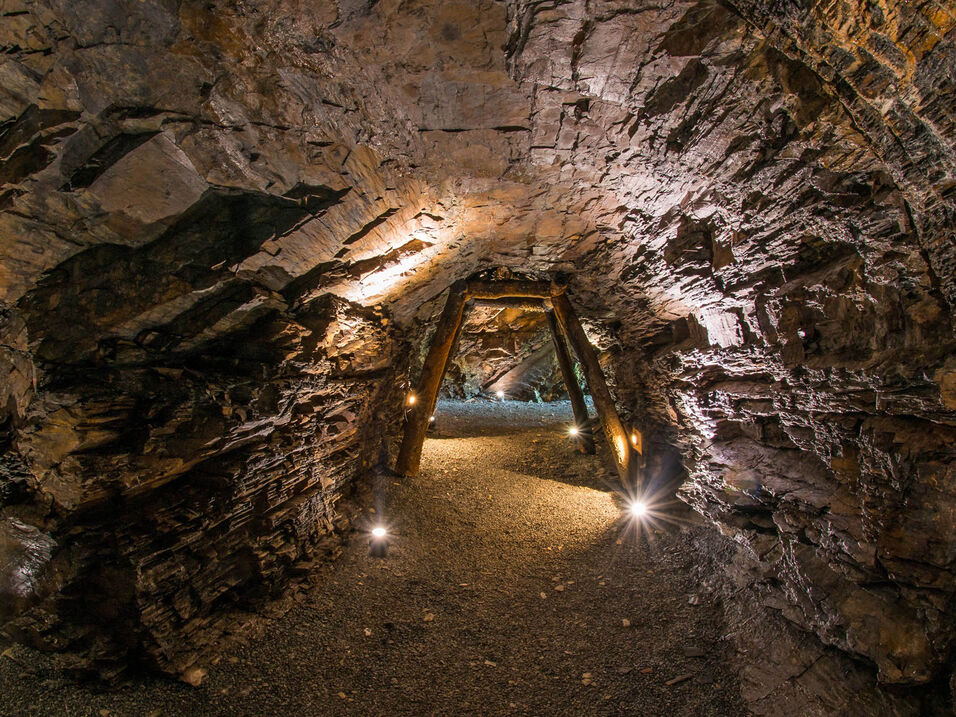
0;0;953;696
504;0;956;687
3;287;402;675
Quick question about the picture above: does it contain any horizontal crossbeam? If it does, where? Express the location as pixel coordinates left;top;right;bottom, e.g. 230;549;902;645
465;279;554;300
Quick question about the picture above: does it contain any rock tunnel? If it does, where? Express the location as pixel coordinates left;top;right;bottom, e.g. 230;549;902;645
0;0;954;714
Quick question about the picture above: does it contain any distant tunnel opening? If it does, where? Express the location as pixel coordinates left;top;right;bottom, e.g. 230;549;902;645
438;303;582;403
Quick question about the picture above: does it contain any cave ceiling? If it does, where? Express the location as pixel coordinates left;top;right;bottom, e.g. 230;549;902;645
4;0;952;331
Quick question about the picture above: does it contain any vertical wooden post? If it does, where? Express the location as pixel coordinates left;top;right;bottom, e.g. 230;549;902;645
546;310;595;455
549;286;641;483
395;280;469;476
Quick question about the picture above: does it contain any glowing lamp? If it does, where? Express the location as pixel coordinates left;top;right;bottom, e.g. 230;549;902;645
568;426;579;436
496;390;505;400
629;501;648;518
429;415;435;422
369;526;388;557
407;394;416;406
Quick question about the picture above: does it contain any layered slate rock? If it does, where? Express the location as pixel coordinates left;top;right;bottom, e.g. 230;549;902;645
506;0;956;690
0;0;952;705
4;279;402;675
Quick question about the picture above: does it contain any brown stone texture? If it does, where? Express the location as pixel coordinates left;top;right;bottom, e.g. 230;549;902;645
0;0;953;706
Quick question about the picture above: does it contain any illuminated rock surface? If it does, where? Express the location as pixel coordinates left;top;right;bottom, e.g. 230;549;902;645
441;305;559;400
0;0;953;711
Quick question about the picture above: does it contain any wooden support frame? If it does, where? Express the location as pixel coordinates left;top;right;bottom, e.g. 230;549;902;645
472;297;548;311
395;280;469;476
546;310;595;455
465;279;551;300
394;277;638;480
549;284;642;484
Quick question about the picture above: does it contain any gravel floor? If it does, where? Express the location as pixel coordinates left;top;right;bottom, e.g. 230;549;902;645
0;400;746;716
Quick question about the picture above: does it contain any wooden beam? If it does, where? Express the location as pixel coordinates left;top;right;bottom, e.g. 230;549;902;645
472;297;548;311
466;279;551;300
395;280;469;476
549;285;641;483
546;310;595;455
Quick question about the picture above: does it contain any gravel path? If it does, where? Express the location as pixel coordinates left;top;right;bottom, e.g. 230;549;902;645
0;400;746;716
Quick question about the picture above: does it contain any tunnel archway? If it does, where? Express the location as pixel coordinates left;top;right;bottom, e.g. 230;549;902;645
395;273;643;484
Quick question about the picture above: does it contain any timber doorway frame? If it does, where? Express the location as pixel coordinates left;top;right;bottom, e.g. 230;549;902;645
395;277;643;483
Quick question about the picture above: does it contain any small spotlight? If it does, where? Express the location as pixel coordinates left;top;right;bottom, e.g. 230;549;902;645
429;415;435;422
496;390;504;400
407;394;416;406
629;501;648;518
568;426;579;436
369;526;388;557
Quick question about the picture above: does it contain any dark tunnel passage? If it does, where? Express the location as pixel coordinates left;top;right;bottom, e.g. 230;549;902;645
0;1;955;715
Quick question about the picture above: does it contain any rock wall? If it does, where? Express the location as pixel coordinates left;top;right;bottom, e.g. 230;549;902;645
2;284;403;676
0;0;952;701
0;0;429;677
505;0;956;689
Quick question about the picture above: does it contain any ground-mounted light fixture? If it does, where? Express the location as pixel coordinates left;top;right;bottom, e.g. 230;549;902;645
407;393;417;406
496;390;505;401
369;526;389;557
568;426;579;437
618;493;666;545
